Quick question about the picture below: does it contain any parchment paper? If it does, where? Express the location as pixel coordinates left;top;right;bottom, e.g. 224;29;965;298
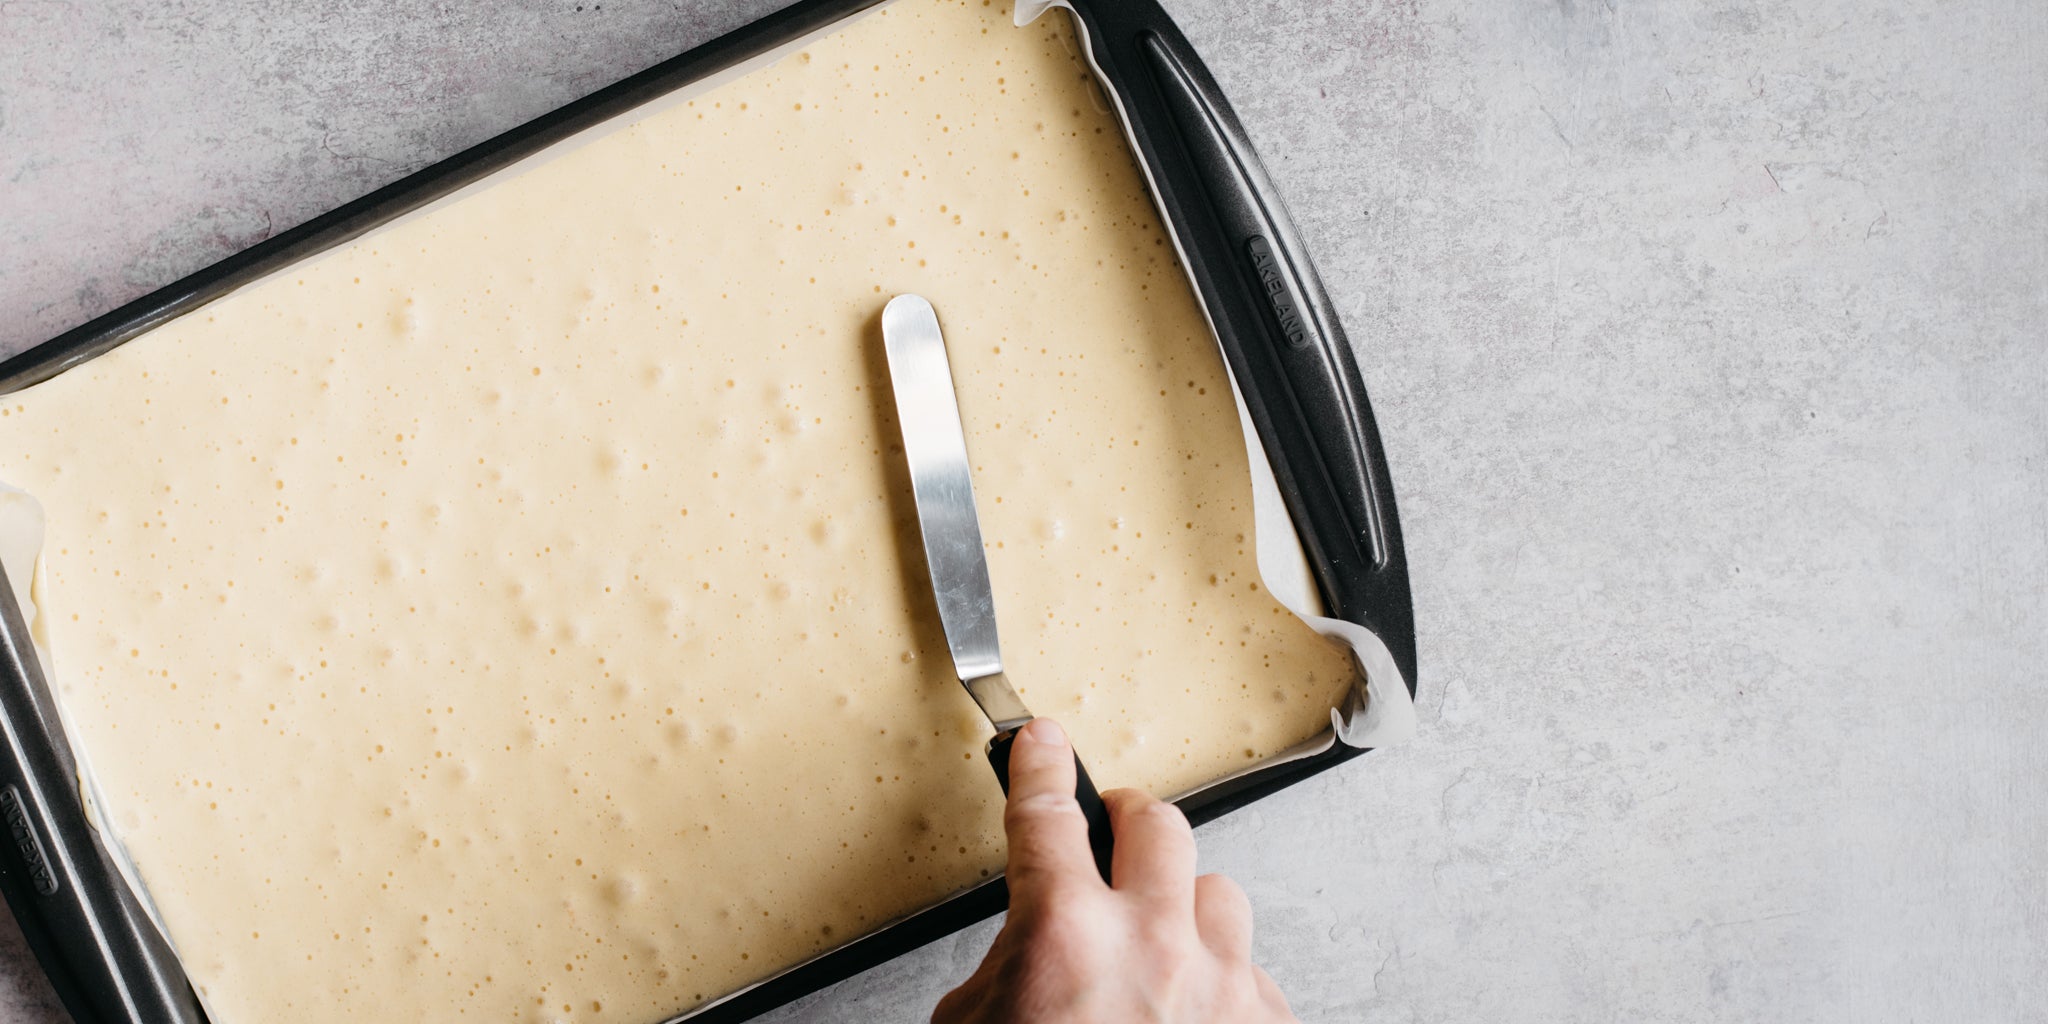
0;1;1414;1016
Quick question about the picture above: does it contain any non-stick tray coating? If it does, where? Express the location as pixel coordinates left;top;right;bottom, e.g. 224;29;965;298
0;2;1414;1021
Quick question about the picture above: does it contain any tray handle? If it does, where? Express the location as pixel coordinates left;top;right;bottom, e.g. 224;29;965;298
1053;0;1416;693
0;565;206;1024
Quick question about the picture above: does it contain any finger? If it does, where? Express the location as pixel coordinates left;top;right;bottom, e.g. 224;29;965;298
1000;718;1104;904
1193;872;1253;958
1102;788;1195;907
929;976;985;1024
1252;965;1297;1019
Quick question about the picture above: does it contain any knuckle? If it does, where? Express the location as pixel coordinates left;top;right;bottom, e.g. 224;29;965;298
1014;906;1087;946
1117;794;1189;831
1005;860;1078;895
1127;937;1211;994
1197;872;1249;907
1136;916;1202;954
1005;791;1081;826
1005;905;1106;966
1139;798;1190;828
1100;786;1146;808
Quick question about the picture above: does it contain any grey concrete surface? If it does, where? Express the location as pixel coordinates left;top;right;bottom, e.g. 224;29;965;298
2;0;2044;1021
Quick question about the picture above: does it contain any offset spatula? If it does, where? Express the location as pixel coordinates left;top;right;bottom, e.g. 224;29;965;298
880;293;1115;884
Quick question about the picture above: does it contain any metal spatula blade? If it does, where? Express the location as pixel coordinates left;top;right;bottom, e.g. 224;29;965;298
880;293;1114;883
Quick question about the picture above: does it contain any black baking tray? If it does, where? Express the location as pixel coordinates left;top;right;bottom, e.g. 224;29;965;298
0;0;1417;1020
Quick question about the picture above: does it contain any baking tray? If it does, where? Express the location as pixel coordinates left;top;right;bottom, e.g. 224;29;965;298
0;0;1417;1021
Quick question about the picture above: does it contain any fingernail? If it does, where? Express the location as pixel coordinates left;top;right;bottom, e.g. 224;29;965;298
1020;718;1066;746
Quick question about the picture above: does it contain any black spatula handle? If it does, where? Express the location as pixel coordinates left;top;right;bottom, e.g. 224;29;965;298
987;727;1116;884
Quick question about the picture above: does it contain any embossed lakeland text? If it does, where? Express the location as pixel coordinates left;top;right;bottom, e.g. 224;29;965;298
1246;236;1310;350
1;786;59;896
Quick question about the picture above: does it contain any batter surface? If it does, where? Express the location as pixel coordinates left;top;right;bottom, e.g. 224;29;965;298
0;1;1356;1021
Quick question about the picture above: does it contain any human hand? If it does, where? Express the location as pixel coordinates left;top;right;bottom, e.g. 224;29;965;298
931;718;1298;1024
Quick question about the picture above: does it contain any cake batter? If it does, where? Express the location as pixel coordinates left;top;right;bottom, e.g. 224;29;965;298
0;1;1356;1020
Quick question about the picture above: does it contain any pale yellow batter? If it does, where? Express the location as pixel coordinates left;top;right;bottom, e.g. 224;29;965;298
0;1;1356;1021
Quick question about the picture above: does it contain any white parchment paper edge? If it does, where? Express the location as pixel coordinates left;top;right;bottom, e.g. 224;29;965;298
0;485;179;960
